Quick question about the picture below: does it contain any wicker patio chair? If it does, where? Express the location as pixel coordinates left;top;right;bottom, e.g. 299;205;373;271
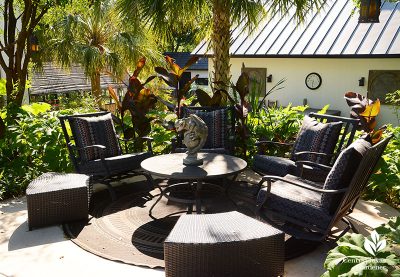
172;106;236;155
253;112;360;182
255;135;392;241
59;111;154;200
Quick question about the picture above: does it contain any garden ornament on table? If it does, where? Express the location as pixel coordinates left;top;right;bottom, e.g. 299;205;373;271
175;114;208;165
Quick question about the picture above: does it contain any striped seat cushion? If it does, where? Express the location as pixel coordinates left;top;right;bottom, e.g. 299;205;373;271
291;116;343;165
69;113;121;161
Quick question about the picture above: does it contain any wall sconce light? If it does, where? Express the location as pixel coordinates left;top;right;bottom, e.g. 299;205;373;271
359;77;365;86
29;34;39;52
267;74;272;83
359;0;381;23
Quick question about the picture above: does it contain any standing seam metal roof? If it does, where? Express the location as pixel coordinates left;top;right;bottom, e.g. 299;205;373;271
30;63;125;95
192;0;400;57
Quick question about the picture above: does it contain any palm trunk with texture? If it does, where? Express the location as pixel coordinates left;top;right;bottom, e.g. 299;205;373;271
211;0;231;103
90;71;103;107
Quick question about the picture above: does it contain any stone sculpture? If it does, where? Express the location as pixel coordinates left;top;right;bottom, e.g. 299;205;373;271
175;114;208;165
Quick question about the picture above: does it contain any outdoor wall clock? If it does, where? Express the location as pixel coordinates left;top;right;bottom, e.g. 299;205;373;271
305;72;322;90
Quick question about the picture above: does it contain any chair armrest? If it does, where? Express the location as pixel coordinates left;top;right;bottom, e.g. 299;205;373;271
171;136;177;153
292;151;334;159
82;144;107;150
295;160;332;172
68;142;106;152
255;140;294;154
142;136;153;154
117;135;154;154
255;140;294;147
259;175;347;194
81;145;107;158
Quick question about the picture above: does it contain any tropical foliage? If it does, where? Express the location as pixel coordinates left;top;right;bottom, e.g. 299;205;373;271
154;55;200;117
0;0;70;107
43;0;160;107
0;103;83;199
366;125;400;209
344;92;383;144
385;90;400;124
108;57;157;151
247;105;307;159
322;218;400;277
121;0;326;104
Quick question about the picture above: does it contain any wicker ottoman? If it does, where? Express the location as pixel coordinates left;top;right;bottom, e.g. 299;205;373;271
26;172;91;230
164;211;284;277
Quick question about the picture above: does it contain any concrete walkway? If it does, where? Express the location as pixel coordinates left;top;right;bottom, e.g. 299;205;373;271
1;185;399;277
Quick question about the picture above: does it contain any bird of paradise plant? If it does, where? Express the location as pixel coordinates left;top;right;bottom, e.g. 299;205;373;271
107;57;157;150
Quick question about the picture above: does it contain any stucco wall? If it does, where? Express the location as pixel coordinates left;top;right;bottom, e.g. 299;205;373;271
210;57;400;126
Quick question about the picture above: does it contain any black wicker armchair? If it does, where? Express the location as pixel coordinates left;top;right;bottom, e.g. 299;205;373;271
256;135;392;241
253;112;360;182
59;111;154;200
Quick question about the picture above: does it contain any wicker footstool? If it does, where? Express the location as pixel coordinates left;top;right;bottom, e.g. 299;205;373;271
26;172;91;230
164;211;284;277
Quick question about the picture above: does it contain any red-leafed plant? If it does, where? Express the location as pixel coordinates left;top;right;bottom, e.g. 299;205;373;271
154;55;200;118
344;92;385;144
108;57;157;150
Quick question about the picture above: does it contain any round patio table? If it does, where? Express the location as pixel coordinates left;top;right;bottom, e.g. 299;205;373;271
141;153;247;216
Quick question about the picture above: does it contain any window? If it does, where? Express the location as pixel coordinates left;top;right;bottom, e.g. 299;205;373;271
195;78;209;86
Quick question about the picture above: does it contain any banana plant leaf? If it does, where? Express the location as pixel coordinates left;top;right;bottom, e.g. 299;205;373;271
155;55;200;117
107;86;122;112
133;57;146;77
106;57;157;147
178;74;198;99
344;92;381;133
154;67;178;88
195;89;223;107
233;72;250;104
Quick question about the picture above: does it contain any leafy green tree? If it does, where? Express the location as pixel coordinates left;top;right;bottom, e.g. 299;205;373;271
44;0;161;107
119;0;324;102
0;0;69;106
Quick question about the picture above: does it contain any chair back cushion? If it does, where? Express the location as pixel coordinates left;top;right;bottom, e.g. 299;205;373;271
291;115;343;164
321;138;371;213
182;107;229;149
69;113;121;161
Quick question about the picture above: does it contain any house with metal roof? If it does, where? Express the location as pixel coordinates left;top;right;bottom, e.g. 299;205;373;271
192;0;400;125
30;63;124;97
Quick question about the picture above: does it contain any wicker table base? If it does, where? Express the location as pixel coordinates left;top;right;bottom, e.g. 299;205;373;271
26;172;91;230
164;211;285;277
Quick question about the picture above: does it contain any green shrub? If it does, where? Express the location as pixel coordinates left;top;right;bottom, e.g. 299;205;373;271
246;105;306;162
0;103;96;200
366;126;400;209
322;218;400;277
148;110;176;154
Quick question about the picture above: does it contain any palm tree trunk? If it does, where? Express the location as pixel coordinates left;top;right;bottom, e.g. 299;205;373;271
90;71;103;107
211;0;231;104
